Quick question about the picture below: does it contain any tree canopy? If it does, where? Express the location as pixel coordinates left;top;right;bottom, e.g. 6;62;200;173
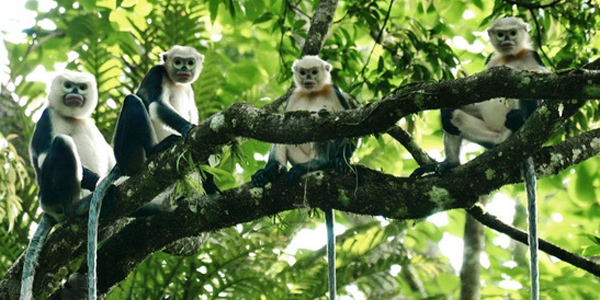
0;0;599;299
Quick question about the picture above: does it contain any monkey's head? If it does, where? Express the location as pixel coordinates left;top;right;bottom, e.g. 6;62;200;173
162;45;204;85
292;55;332;92
48;71;98;118
487;17;531;56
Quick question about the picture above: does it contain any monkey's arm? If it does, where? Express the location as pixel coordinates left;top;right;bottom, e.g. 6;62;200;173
29;109;54;180
251;144;287;187
138;65;195;139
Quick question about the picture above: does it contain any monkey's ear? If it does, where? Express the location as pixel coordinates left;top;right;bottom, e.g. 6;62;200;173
161;53;168;63
324;62;332;72
291;59;300;72
198;54;205;62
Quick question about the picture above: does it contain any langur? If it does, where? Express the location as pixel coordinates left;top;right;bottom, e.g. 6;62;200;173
411;17;548;300
22;71;114;300
87;45;220;299
251;55;356;300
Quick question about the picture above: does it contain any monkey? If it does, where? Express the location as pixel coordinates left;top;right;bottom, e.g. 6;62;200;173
86;45;220;299
21;70;115;300
251;55;356;300
411;17;548;299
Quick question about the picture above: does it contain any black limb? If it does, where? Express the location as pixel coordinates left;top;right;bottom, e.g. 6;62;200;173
505;109;526;132
39;136;81;217
410;160;456;177
325;209;336;300
329;140;356;172
113;94;157;176
148;134;180;158
202;171;221;194
81;168;100;191
287;157;329;185
441;108;461;135
57;273;87;300
251;160;285;187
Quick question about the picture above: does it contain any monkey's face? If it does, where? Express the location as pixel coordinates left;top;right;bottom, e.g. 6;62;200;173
292;55;333;92
491;29;522;54
49;71;98;118
61;81;90;107
295;67;322;91
170;56;199;84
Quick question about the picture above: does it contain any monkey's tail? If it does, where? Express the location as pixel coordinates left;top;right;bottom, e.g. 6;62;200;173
20;214;54;300
524;157;539;300
325;209;336;300
87;166;121;300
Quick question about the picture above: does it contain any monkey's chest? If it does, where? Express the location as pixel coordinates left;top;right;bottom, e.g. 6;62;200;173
283;91;344;164
167;86;195;120
51;116;113;175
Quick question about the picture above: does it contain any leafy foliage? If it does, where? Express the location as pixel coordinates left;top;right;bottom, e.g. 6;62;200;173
0;0;599;298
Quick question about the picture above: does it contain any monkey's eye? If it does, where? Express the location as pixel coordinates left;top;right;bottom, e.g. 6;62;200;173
173;59;183;69
299;70;306;76
312;70;318;75
187;60;195;66
79;84;88;91
64;82;73;89
497;32;504;38
510;30;517;36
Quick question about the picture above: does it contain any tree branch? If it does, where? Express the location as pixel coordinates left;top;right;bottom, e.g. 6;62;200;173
467;205;600;277
503;0;563;9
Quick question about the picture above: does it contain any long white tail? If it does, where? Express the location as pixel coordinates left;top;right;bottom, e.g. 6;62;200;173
20;214;54;300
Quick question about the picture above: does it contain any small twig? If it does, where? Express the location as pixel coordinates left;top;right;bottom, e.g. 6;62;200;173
528;9;556;69
353;0;394;86
386;126;434;166
504;0;563;9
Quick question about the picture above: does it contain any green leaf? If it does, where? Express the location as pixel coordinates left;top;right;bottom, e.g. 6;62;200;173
253;12;274;24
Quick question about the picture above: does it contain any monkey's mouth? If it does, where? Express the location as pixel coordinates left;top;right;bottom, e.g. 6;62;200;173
176;72;192;82
500;41;515;50
64;94;84;106
303;81;316;90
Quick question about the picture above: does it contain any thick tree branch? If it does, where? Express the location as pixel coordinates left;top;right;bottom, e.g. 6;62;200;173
301;0;338;56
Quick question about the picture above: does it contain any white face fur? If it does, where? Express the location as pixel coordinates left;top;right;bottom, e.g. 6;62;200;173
292;55;332;92
162;45;204;85
487;17;531;56
48;70;98;118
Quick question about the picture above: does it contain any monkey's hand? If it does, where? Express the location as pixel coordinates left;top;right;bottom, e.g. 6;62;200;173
287;164;310;184
251;161;285;187
410;161;456;177
59;273;87;300
181;123;196;141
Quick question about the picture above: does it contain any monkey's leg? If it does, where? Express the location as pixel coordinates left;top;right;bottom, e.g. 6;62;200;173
524;157;539;300
252;144;287;187
411;133;462;177
325;209;336;300
113;94;158;176
451;110;504;146
39;136;82;217
20;214;55;300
